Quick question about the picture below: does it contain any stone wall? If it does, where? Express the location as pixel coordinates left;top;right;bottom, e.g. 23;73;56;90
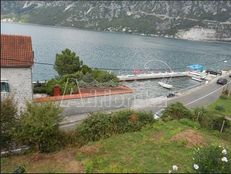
1;68;32;112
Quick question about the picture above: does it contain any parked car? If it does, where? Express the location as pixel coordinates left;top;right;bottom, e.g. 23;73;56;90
206;70;222;75
217;78;228;85
167;93;175;98
154;109;165;119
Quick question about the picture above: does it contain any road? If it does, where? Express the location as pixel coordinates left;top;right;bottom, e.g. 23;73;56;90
60;71;231;131
127;72;231;113
169;73;231;108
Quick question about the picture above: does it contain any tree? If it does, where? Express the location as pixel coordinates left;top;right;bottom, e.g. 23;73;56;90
0;96;18;149
54;48;83;76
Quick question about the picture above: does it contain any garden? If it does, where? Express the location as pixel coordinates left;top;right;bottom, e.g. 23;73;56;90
33;49;120;96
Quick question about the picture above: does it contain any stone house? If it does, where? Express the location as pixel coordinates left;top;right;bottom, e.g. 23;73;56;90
1;34;34;112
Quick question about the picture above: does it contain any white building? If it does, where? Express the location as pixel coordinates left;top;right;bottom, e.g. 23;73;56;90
1;34;34;112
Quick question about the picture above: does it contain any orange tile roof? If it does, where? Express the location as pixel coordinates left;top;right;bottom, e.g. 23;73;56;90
1;34;34;68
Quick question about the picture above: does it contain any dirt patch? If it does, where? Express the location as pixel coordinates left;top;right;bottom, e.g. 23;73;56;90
66;160;83;173
151;132;164;142
51;147;77;162
30;153;44;162
45;148;83;173
25;147;84;173
79;144;100;155
129;113;138;123
171;129;205;147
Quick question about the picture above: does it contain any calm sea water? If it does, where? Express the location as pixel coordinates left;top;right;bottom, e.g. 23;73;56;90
2;22;231;98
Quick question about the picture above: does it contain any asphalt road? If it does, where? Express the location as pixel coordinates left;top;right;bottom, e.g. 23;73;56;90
60;72;231;131
169;73;231;108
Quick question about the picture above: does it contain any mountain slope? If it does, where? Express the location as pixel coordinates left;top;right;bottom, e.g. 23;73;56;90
1;1;231;41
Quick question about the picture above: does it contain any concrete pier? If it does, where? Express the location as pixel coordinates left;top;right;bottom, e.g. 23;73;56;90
117;71;192;81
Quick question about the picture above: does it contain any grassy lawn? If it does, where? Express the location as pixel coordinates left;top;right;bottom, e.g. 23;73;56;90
2;119;231;173
208;96;231;115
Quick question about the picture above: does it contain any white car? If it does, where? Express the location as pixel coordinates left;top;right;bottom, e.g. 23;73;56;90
154;109;165;119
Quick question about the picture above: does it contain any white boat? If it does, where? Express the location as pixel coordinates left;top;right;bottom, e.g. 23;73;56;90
191;76;203;82
158;81;173;89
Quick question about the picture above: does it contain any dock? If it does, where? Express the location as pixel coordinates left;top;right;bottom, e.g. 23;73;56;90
117;71;193;81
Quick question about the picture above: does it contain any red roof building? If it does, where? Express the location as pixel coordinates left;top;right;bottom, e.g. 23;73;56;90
1;34;34;68
1;34;34;112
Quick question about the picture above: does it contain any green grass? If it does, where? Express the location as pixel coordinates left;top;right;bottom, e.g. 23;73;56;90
75;120;231;173
208;96;231;115
2;119;231;173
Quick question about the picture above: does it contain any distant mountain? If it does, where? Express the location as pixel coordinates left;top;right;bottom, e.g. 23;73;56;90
1;1;231;41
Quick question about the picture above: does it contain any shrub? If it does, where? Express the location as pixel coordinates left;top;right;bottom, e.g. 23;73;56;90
92;69;119;84
198;115;213;130
82;73;94;83
75;110;154;145
111;110;154;134
111;110;138;134
161;102;193;121
76;113;112;144
33;86;47;94
16;102;63;153
58;130;79;147
42;70;119;96
81;65;92;74
210;115;230;131
194;108;230;131
220;95;228;100
12;165;26;174
215;105;225;112
192;146;231;173
221;128;231;142
45;79;60;96
0;96;18;149
43;78;76;96
222;89;230;96
61;71;84;82
193;107;212;129
193;107;208;121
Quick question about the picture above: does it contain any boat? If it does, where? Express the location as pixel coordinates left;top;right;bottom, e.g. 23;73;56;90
158;81;173;89
191;76;203;82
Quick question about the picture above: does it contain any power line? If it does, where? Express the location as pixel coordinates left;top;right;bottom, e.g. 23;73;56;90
1;58;54;66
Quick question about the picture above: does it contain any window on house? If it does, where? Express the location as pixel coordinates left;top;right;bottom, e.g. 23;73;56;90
1;82;10;92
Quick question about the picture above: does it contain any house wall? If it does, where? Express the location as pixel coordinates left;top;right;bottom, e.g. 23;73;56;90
1;67;32;112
